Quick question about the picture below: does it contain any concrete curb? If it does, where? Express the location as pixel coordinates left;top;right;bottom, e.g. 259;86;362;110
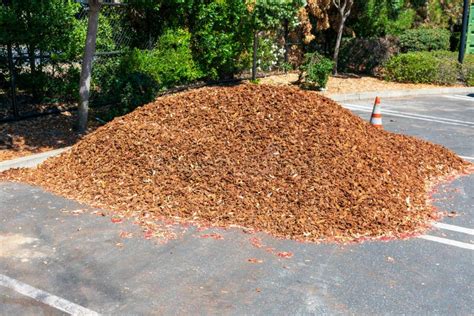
0;147;71;172
329;87;474;102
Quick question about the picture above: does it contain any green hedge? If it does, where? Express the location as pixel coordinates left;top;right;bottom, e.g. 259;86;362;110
299;52;334;89
399;28;450;52
15;65;80;103
191;1;252;80
384;51;474;86
92;57;159;118
460;54;474;86
384;52;439;83
123;29;203;89
92;28;203;118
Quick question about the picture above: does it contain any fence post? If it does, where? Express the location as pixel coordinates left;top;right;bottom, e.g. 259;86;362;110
6;43;18;118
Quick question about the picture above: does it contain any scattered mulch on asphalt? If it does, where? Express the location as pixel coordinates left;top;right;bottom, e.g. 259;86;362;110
0;112;98;162
258;73;461;94
2;84;470;242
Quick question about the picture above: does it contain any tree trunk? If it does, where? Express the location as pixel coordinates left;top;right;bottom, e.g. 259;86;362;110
252;31;258;81
78;1;101;134
332;0;353;75
332;16;345;75
6;43;18;118
283;19;289;70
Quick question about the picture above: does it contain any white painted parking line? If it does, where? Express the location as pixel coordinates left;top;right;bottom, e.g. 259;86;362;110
0;274;100;315
443;95;474;102
343;103;472;123
343;103;474;127
342;104;474;127
418;235;474;250
459;155;474;161
433;222;474;236
343;103;474;126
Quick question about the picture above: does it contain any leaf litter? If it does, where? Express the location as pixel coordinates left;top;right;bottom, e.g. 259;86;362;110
1;84;471;242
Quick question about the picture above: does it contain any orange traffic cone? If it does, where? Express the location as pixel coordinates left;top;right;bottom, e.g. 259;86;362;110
370;97;382;128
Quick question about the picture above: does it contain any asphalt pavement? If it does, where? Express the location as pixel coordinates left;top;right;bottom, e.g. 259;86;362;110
0;93;473;315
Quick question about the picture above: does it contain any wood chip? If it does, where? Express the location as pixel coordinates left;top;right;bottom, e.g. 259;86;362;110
2;84;470;241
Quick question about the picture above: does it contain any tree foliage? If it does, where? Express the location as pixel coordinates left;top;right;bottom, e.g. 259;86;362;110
351;0;463;37
247;0;304;30
299;0;332;43
189;0;252;79
0;0;468;122
0;0;81;57
351;0;415;37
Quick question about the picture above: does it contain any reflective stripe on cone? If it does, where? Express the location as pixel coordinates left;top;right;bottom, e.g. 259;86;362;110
370;97;382;128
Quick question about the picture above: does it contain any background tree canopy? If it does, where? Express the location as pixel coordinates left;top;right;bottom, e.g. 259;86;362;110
0;0;470;122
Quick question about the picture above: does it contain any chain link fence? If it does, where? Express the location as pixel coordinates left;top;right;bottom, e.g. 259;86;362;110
0;2;130;122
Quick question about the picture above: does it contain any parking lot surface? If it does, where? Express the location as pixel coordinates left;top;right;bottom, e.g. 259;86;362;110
0;94;473;315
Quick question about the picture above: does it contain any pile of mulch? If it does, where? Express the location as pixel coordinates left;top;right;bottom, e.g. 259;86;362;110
2;84;470;241
0;112;98;162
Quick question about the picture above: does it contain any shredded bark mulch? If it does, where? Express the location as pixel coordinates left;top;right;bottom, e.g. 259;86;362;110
2;84;470;242
0;112;81;161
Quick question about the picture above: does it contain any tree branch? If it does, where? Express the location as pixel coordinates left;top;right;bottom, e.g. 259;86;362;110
343;0;354;18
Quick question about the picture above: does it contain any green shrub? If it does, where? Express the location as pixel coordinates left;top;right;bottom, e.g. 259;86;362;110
124;29;203;89
255;34;285;72
91;57;123;107
352;0;416;37
399;28;450;52
426;51;462;85
117;72;159;115
461;55;474;86
191;1;252;79
465;69;474;86
384;51;459;85
15;65;80;103
299;52;334;89
384;52;439;84
92;56;159;118
339;36;399;75
433;53;474;86
92;29;203;118
45;66;80;102
385;8;417;36
16;71;49;99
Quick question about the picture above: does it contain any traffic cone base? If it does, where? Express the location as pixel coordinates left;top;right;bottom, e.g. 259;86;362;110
370;97;383;128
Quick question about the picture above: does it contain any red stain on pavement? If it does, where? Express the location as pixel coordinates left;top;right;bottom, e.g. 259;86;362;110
200;233;224;240
276;252;293;259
